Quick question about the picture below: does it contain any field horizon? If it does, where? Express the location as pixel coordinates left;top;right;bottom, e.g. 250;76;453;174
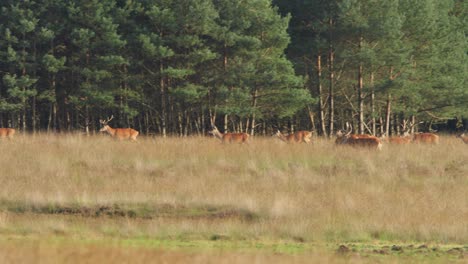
0;134;466;262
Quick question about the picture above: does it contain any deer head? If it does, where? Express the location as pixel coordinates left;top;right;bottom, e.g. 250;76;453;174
99;115;114;132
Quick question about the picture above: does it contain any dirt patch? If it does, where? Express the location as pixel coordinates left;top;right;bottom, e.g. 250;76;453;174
336;245;350;254
372;249;388;255
391;245;403;252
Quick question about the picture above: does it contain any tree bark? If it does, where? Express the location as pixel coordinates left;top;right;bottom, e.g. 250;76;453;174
328;17;335;137
385;94;391;136
316;55;327;136
357;36;364;134
223;43;229;132
250;87;258;136
370;72;375;135
160;60;167;138
21;39;27;132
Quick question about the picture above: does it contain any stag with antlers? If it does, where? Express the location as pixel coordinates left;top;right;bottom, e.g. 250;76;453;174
99;116;139;141
335;123;382;150
403;120;439;144
380;120;412;144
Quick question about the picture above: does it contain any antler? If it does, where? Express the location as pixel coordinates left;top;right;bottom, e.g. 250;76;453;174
402;119;408;130
401;119;411;135
275;130;286;140
345;122;353;136
100;115;114;125
406;120;424;134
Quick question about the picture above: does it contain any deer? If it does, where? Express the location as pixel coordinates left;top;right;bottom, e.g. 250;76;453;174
404;121;439;144
275;130;312;144
380;121;412;145
385;134;412;144
456;133;468;144
209;125;249;144
99;116;139;141
412;133;439;144
335;123;382;150
0;128;15;140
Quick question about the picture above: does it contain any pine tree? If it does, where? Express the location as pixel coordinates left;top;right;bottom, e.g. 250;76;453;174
396;0;467;129
61;0;126;133
0;1;39;130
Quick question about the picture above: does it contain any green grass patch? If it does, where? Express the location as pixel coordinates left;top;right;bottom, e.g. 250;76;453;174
0;235;465;262
0;199;260;221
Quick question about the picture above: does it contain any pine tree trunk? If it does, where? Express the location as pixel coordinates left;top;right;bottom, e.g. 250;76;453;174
178;109;183;136
394;114;400;135
208;88;215;128
85;51;90;135
223;44;229;132
201;105;206;135
385;94;391;136
160;60;167;138
411;115;416;134
22;61;27;132
316;55;327;136
328;17;334;137
379;117;384;135
224;115;228;132
85;105;90;135
370;72;376;135
358;63;364;134
307;106;316;133
32;40;37;134
357;37;365;134
250;87;258;136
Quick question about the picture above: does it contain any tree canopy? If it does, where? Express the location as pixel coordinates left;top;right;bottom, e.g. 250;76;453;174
0;0;465;135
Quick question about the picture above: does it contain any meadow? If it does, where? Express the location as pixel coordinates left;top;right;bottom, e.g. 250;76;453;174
0;134;466;263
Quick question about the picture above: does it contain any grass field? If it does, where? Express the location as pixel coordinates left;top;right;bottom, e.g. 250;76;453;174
0;134;467;263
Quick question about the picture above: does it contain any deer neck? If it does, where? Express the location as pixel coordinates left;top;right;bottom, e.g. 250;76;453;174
212;129;224;140
276;132;288;142
104;125;116;136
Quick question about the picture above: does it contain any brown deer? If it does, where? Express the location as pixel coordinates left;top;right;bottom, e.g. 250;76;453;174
379;129;411;145
275;130;312;144
0;128;15;140
456;133;468;144
397;120;438;144
412;133;439;144
209;125;249;144
99;116;139;141
386;135;412;144
335;123;382;150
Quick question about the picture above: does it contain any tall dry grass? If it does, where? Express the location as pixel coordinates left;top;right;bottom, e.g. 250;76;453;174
0;133;466;244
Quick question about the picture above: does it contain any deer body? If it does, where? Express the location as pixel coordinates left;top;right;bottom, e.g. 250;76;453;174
275;130;312;144
380;133;411;144
0;128;15;139
387;136;412;144
100;125;139;141
99;116;139;141
412;133;439;144
335;129;382;150
210;126;249;144
348;135;382;150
